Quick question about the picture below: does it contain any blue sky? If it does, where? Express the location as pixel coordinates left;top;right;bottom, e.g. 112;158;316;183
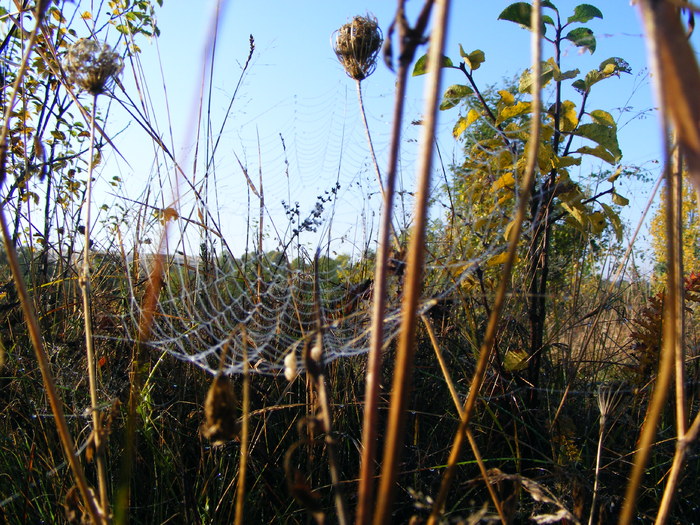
96;1;676;262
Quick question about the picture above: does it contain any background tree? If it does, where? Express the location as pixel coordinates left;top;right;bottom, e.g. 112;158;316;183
418;0;632;403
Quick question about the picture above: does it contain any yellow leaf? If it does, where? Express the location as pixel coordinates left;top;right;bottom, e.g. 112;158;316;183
487;251;512;266
453;109;481;138
491;172;515;192
497;101;531;125
498;90;515;106
503;348;529;372
161;207;179;224
81;11;92;19
560;100;579;132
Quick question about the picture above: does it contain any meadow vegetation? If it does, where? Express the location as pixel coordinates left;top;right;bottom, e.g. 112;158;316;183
0;1;700;524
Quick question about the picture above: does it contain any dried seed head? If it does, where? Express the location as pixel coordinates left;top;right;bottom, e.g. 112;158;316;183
332;15;383;81
64;39;123;95
201;375;240;445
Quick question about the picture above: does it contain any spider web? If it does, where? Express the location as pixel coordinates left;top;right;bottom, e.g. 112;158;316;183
94;80;525;377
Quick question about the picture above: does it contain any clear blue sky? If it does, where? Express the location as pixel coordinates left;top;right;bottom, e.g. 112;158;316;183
94;1;677;261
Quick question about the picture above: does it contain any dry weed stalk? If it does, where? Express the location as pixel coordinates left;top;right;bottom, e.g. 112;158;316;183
354;3;436;524
65;37;124;514
622;3;700;523
0;5;106;523
373;0;450;522
427;1;543;521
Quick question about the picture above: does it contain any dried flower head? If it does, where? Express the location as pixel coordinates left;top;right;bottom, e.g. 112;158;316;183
200;375;240;445
332;15;383;81
64;39;123;95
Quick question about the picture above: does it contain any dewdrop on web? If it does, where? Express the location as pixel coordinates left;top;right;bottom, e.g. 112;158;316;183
310;341;324;362
284;351;298;382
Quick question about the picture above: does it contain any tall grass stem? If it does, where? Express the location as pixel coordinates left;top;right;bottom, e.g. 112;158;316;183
373;0;450;522
427;1;542;520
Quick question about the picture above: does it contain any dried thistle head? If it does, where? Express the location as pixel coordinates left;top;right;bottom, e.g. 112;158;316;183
64;39;123;96
332;14;383;81
201;375;240;445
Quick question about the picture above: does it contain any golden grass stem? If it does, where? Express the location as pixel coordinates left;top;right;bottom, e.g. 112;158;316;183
235;333;250;525
372;1;448;522
80;94;110;512
621;3;693;522
421;315;507;525
0;5;105;523
356;3;434;522
427;2;542;521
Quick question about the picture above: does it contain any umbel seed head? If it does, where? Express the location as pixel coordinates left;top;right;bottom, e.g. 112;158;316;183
64;39;123;96
332;14;382;81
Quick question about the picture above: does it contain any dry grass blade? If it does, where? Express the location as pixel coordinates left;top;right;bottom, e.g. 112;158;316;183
638;0;700;200
619;3;698;523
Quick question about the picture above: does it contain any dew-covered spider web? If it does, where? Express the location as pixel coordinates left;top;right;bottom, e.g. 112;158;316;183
93;73;535;377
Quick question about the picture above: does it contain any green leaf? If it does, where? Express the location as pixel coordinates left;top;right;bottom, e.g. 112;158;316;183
572;79;587;93
601;203;623;242
498;2;547;33
519;60;556;93
561;201;586;228
567;4;603;24
599;57;631;75
590;109;616;129
612;191;629;206
575;145;616;164
553;68;580;82
412;54;455;76
543;15;555;26
542;1;558;10
440;84;474;110
575;123;621;161
465;49;486;71
554;155;582;169
503;348;529;372
565;27;596;53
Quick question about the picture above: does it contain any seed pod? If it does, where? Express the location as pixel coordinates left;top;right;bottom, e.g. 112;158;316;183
332;15;383;81
64;39;123;95
201;375;240;445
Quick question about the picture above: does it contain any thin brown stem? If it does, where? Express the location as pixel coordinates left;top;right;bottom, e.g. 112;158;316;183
355;2;435;523
372;0;448;522
235;332;250;525
427;1;542;521
80;94;110;512
421;315;507;525
0;5;105;523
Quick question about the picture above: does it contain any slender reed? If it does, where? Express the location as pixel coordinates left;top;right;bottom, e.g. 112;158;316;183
372;0;449;522
421;315;507;525
427;2;543;521
235;330;250;525
621;3;695;522
355;3;435;523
